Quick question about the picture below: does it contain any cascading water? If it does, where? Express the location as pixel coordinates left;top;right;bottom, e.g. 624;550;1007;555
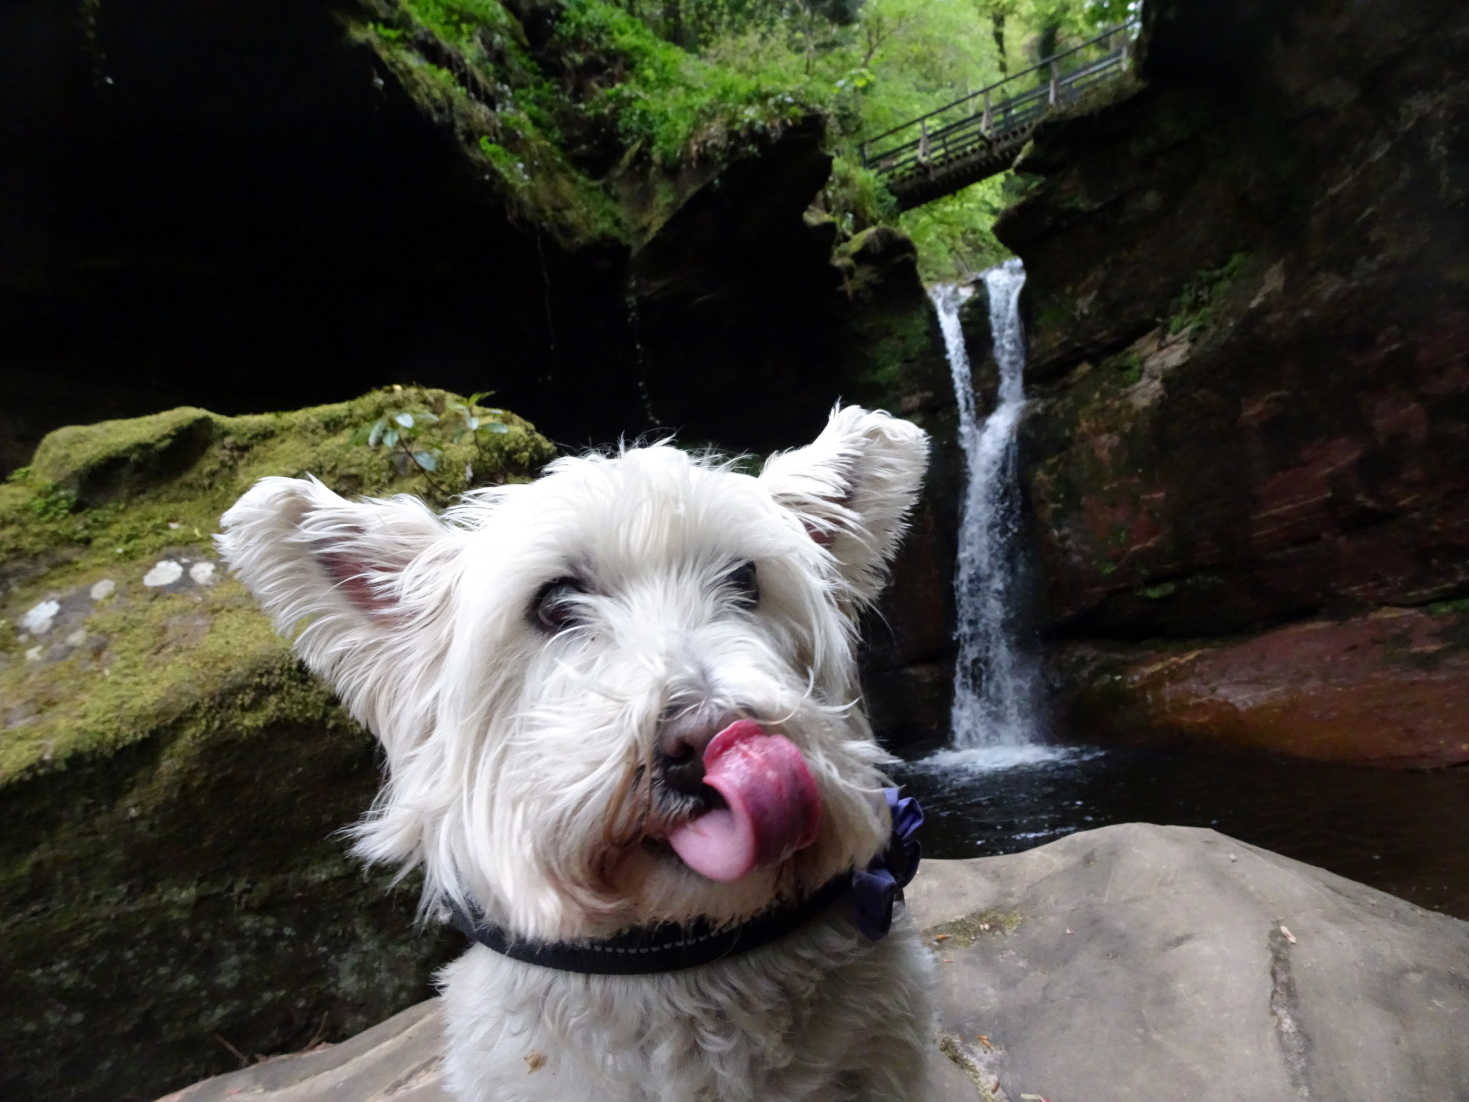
929;259;1048;760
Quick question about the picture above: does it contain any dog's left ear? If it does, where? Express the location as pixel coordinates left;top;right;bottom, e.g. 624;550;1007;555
760;405;929;605
216;475;456;733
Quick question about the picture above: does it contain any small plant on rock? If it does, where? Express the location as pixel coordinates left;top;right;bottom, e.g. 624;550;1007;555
355;388;517;496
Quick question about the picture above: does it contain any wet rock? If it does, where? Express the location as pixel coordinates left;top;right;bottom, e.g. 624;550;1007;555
1054;607;1469;767
828;227;961;742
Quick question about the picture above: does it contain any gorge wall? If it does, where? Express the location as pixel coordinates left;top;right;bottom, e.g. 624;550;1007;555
999;0;1469;765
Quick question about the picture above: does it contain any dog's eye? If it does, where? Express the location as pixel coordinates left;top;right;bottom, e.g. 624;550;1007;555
532;576;587;633
726;561;759;611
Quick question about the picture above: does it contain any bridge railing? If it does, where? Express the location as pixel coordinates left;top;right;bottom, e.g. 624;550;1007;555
859;18;1140;180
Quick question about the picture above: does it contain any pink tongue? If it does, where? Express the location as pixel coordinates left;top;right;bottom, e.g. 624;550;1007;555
666;720;822;882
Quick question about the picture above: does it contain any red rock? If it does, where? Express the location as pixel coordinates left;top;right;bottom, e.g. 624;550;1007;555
1058;609;1469;768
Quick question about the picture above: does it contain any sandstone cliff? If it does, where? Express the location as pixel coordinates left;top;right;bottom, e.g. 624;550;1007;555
997;0;1469;765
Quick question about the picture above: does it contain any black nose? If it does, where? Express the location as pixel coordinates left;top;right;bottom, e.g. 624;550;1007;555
655;707;727;796
658;739;707;796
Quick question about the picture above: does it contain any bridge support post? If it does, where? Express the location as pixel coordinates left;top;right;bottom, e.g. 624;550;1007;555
982;89;992;136
1049;61;1059;106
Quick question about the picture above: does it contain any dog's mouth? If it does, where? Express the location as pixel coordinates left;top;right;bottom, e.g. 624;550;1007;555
658;720;823;883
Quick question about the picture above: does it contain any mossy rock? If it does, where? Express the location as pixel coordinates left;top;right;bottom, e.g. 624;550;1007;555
0;388;555;1101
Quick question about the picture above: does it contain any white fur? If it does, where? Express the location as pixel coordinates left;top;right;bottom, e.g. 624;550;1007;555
217;405;935;1100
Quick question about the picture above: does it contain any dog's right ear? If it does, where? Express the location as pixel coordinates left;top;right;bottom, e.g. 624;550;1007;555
217;476;456;727
759;405;929;607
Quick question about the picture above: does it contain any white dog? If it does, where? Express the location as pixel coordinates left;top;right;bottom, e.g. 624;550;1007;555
218;405;935;1101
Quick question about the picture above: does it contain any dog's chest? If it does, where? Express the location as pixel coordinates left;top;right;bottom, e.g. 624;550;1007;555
438;917;933;1102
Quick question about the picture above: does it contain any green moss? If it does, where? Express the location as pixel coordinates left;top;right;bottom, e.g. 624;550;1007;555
1167;251;1251;336
822;155;896;234
551;0;810;170
838;292;936;403
1;605;458;1098
1140;581;1177;599
1103;348;1143;386
1036;301;1070;333
351;1;627;249
925;909;1024;947
0;386;555;784
1427;597;1469;615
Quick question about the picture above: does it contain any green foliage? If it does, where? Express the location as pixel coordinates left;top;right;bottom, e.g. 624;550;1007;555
552;0;810;167
897;177;1014;281
1169;253;1251;336
401;0;516;44
360;0;1114;272
1427;597;1469;616
651;0;1113;275
1104;347;1144;385
354;388;524;492
28;483;77;522
822;154;897;233
358;0;625;247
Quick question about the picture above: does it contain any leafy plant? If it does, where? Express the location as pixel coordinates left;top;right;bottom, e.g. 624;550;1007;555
1168;253;1250;336
355;389;514;494
28;484;78;522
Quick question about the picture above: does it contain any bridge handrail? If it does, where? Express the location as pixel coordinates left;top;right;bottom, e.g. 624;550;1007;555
859;16;1139;165
863;49;1127;174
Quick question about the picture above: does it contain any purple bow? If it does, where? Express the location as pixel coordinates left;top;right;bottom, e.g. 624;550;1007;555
850;788;924;940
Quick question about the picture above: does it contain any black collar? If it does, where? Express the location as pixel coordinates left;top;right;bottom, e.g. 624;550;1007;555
446;874;853;975
447;788;924;976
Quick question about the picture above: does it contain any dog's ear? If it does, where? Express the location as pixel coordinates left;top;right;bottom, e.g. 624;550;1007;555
217;476;455;724
760;405;929;605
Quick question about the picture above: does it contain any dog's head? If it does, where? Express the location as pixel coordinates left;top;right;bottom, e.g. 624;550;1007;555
218;406;927;940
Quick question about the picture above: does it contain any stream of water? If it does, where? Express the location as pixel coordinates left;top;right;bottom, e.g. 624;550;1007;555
926;262;1069;770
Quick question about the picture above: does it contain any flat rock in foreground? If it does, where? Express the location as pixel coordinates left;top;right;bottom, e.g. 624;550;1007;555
158;823;1469;1101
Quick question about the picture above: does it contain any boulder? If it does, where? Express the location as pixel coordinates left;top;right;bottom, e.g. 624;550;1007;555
154;824;1469;1101
912;823;1469;1101
0;389;555;1101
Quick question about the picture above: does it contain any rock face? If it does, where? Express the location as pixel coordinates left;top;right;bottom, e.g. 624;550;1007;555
833;228;966;755
155;824;1469;1102
999;0;1469;763
1056;607;1469;767
0;390;554;1101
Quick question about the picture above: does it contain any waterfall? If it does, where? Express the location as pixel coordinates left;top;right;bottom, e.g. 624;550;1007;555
930;259;1043;754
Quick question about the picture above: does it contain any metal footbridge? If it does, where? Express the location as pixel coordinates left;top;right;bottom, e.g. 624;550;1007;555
859;19;1139;211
